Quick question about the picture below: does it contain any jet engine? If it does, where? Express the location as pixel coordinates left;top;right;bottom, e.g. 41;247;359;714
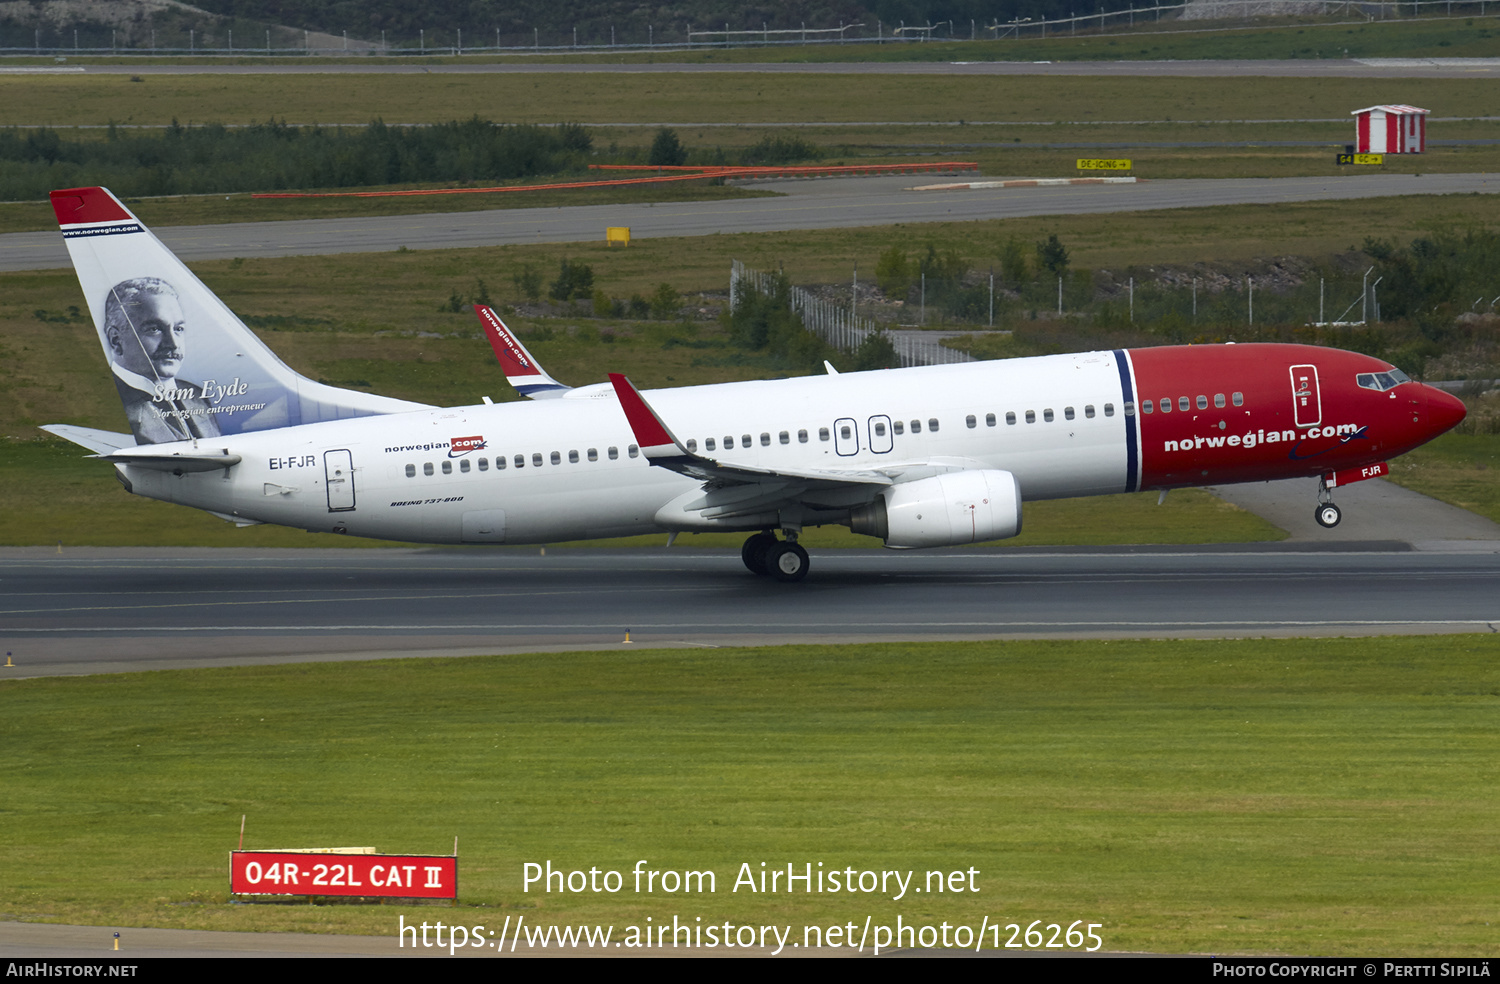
850;469;1023;548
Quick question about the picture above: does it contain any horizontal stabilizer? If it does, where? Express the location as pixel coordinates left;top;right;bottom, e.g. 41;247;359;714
40;424;136;455
96;447;242;472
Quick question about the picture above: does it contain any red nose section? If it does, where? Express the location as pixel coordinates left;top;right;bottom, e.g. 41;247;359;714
1423;386;1467;437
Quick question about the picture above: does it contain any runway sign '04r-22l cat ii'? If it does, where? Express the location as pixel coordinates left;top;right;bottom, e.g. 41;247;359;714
45;186;1465;582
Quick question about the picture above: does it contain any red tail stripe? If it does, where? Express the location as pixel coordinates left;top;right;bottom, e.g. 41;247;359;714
50;187;132;225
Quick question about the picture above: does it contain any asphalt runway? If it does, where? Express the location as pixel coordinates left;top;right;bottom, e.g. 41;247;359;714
5;172;1496;272
19;57;1500;77
3;545;1498;679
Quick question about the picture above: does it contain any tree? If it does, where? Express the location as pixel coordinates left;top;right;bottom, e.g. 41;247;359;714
548;259;593;301
1035;234;1070;278
648;127;687;167
512;264;543;303
875;245;913;297
998;236;1029;284
849;330;898;371
649;282;682;320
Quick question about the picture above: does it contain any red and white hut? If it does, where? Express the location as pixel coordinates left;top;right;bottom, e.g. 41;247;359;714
1351;105;1429;154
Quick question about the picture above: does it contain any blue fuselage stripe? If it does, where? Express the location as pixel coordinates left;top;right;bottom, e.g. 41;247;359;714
1114;349;1139;493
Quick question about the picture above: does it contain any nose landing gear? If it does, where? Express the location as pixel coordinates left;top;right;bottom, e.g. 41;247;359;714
741;530;810;582
1314;477;1342;529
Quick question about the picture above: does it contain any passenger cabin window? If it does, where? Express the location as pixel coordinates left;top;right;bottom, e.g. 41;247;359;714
965;414;976;428
1006;412;1016;425
587;448;598;462
550;452;561;465
459;459;471;473
1161;399;1172;413
568;450;579;463
1232;392;1244;406
685;440;697;453
496;456;507;470
893;421;904;435
1178;396;1190;412
819;427;830;441
724;436;735;449
608;447;619;460
760;433;771;447
424;462;434;476
910;420;922;433
405;464;416;478
742;434;752;447
1064;406;1075;420
1196;395;1208;410
705;438;716;451
1084;405;1096;418
533;453;543;467
477;457;488;472
779;431;790;445
515;455;526;469
1142;401;1153;413
986;413;996;427
1025;410;1036;424
1043;409;1055;422
1214;393;1226;408
840;423;853;439
928;418;940;432
798;429;809;443
873;420;887;437
628;445;639;458
442;461;453;474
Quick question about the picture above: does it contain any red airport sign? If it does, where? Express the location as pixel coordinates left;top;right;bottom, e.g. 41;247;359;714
230;851;457;899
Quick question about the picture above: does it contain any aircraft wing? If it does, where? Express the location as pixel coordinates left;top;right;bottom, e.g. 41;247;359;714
475;305;571;399
607;373;892;492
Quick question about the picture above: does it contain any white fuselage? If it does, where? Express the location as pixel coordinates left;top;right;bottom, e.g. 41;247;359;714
121;353;1136;544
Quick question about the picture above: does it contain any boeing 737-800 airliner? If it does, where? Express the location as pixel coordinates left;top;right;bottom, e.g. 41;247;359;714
43;186;1466;581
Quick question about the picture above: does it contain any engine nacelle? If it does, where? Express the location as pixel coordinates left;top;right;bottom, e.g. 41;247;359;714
850;469;1022;548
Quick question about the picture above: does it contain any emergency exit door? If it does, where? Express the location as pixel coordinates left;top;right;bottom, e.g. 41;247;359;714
324;449;356;512
1289;365;1321;428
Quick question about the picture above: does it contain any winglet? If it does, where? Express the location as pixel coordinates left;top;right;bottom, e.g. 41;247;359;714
474;305;570;399
607;373;688;460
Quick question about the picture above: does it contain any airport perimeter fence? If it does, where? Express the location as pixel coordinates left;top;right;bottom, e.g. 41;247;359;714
7;1;1498;57
730;260;974;368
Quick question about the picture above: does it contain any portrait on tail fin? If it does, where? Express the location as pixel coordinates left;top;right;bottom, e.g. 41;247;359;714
103;277;221;444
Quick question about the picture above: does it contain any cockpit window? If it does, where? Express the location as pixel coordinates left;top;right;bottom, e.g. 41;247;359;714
1356;370;1409;392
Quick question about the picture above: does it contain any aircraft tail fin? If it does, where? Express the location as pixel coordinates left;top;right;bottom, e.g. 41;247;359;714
475;304;571;399
50;186;431;446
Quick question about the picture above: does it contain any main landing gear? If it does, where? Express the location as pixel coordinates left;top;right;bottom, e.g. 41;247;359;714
741;530;810;582
1314;477;1342;529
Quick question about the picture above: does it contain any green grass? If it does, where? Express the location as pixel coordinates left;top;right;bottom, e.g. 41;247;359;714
1384;430;1500;524
4;72;1496;130
3;636;1498;954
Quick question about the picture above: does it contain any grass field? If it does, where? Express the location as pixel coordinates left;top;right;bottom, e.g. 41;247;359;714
3;636;1497;954
1384;430;1500;524
6;73;1494;129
